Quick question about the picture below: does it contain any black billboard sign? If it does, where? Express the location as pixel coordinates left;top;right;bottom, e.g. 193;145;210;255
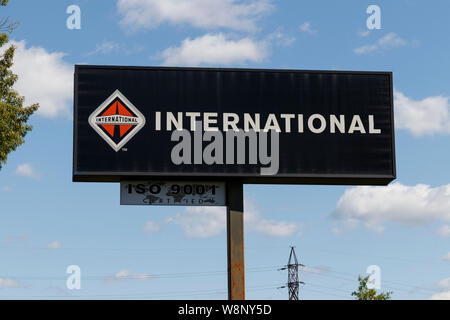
73;65;395;185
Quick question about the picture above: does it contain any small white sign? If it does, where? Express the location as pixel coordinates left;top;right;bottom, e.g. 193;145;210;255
120;181;226;206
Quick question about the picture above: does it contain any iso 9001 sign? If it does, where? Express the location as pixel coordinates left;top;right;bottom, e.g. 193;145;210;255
120;181;226;206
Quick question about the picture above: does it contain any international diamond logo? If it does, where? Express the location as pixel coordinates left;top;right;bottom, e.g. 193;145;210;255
88;90;146;152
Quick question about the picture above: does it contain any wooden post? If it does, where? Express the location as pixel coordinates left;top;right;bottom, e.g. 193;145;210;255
226;182;245;300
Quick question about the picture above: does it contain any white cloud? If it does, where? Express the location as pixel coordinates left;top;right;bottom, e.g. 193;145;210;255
167;206;226;238
0;278;24;288
300;265;331;275
117;0;273;32
47;241;62;249
354;32;407;55
358;30;370;37
14;163;40;179
332;182;450;232
442;252;450;261
244;199;302;237
7;40;73;118
394;90;450;136
161;33;268;66
299;22;317;35
267;31;295;47
167;199;301;238
0;186;11;192
429;278;450;300
438;225;450;237
142;221;162;234
437;278;450;290
106;269;155;283
4;234;30;244
87;40;120;56
248;219;301;237
430;291;450;300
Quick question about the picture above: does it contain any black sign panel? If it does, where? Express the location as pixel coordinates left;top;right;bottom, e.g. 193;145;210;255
73;65;395;185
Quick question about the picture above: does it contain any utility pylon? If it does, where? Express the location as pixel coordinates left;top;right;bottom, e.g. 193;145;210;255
279;246;305;300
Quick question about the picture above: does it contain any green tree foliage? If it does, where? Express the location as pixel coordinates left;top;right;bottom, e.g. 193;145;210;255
0;0;38;169
351;275;393;300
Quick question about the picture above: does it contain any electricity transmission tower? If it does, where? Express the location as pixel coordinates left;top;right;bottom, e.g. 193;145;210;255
279;246;305;300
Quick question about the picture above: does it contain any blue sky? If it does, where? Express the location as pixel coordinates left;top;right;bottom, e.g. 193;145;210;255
0;0;449;299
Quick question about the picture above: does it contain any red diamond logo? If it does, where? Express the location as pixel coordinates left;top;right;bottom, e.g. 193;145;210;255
88;90;146;152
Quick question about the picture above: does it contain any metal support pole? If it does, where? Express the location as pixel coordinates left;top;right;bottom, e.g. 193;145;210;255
226;182;245;300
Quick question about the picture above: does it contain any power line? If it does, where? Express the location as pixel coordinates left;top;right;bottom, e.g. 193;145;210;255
299;265;440;294
0;283;281;299
2;244;446;268
300;286;351;300
0;259;441;299
0;265;283;281
1;261;439;296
